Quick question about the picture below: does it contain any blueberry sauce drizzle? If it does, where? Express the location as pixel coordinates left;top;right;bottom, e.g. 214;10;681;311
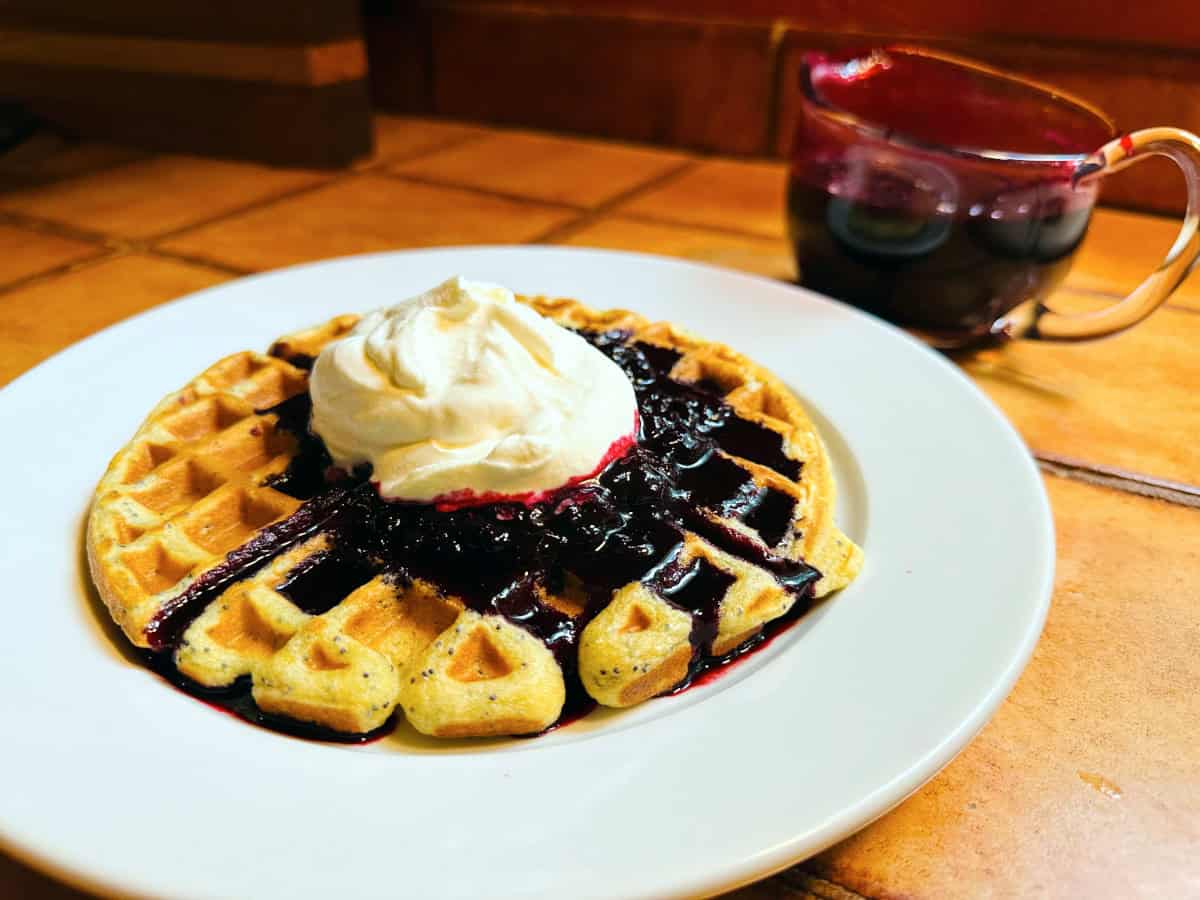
137;655;396;744
644;550;736;652
142;485;351;650
141;329;820;741
276;545;377;615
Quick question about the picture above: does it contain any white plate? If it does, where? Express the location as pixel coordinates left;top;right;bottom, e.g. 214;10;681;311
0;247;1053;899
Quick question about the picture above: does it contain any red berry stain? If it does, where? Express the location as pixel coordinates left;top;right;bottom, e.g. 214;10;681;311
426;417;639;512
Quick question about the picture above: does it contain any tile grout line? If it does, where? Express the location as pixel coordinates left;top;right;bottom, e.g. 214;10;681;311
0;125;495;250
354;127;495;174
146;248;253;278
614;208;784;242
529;159;703;245
148;174;357;244
1035;452;1200;508
6;199;1165;314
0;207;118;246
373;169;587;213
0;248;125;300
417;112;723;159
0;125;649;281
145;246;255;277
10;136;1186;318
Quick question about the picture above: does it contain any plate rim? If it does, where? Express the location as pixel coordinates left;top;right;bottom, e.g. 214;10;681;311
0;245;1055;900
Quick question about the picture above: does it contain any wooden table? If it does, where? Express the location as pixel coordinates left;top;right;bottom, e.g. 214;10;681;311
1;117;1196;900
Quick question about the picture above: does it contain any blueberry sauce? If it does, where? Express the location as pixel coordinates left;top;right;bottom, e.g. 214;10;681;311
141;329;821;740
138;654;395;744
742;487;797;549
142;485;351;650
646;550;737;652
276;545;377;615
668;589;816;695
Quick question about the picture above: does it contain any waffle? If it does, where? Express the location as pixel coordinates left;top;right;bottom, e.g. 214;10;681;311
88;295;862;739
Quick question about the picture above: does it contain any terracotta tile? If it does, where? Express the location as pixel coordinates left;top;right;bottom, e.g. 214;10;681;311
0;155;329;240
0;851;88;900
961;298;1200;485
0;254;229;386
160;175;578;272
392;130;689;208
0;224;102;287
431;6;774;155
616;159;788;238
1066;207;1200;312
557;215;795;281
810;475;1200;899
358;115;491;169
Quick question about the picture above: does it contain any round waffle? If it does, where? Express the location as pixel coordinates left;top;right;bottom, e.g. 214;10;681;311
87;296;862;739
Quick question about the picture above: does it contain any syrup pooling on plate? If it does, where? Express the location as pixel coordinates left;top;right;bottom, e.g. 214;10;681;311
141;328;821;740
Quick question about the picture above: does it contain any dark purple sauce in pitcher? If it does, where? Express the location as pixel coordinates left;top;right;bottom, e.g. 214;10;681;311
788;47;1117;348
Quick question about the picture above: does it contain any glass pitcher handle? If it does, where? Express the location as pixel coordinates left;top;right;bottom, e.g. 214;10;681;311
1004;127;1200;342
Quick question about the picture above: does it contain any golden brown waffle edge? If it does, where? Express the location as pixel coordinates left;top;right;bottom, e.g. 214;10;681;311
87;294;862;738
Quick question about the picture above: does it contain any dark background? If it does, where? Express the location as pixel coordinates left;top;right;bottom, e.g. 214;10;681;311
1;1;1193;210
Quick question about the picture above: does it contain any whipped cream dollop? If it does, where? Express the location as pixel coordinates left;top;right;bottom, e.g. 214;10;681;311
309;277;638;505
